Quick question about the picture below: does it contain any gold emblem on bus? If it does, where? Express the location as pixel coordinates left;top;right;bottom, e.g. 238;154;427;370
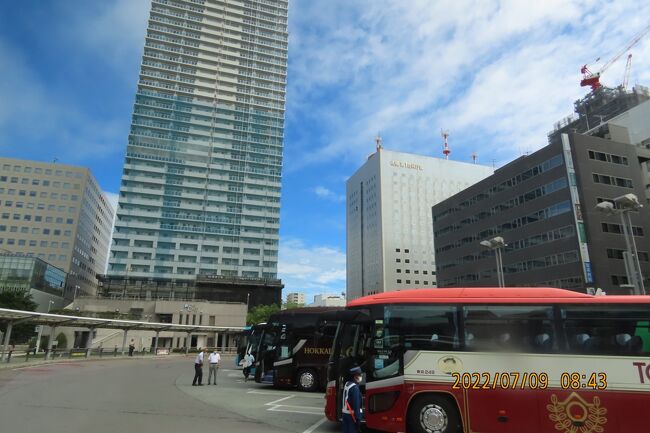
547;393;607;433
437;356;463;374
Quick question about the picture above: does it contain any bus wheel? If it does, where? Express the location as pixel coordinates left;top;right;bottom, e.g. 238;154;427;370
296;368;318;392
408;395;461;433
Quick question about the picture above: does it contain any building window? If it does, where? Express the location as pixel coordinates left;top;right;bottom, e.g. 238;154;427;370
592;173;633;188
405;259;410;263
396;248;400;252
406;280;411;284
397;279;402;283
396;258;401;263
405;249;410;253
424;281;429;285
588;150;628;165
396;269;401;273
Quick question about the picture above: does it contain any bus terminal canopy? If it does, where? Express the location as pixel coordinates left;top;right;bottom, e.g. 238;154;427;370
0;307;245;333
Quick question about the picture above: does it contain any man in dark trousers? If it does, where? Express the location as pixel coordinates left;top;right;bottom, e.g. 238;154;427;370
342;366;364;433
192;348;207;386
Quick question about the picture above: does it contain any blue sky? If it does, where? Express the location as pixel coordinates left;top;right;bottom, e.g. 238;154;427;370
1;1;649;302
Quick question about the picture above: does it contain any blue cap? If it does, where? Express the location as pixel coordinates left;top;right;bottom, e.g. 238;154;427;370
349;366;362;375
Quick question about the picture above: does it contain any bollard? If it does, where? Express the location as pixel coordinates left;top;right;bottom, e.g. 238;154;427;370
114;346;118;357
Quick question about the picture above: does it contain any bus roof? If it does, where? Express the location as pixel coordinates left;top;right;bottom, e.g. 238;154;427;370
346;287;650;307
273;306;343;315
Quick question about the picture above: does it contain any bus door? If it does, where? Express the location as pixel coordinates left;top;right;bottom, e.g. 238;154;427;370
329;315;372;420
255;325;278;383
273;323;296;387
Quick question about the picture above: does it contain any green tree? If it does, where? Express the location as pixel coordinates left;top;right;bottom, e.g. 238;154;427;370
0;290;38;344
246;303;280;325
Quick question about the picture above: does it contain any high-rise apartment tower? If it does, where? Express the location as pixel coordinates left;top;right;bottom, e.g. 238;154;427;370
109;0;288;282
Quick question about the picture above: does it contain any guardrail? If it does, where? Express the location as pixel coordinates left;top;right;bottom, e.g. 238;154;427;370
3;346;238;365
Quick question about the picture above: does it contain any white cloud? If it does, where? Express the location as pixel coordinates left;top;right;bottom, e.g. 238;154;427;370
286;0;650;169
278;238;346;297
60;0;150;75
313;186;345;202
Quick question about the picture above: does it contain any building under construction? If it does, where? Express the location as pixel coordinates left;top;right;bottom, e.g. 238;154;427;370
548;85;650;147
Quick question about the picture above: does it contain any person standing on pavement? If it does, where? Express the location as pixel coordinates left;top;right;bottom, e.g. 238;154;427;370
192;348;208;386
242;351;255;382
342;366;364;433
207;348;221;385
128;339;135;357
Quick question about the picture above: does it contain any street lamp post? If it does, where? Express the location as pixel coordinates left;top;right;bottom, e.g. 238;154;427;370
595;193;646;295
480;236;507;288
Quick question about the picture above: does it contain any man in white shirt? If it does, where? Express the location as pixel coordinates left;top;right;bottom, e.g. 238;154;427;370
208;349;221;385
192;348;208;386
242;352;255;382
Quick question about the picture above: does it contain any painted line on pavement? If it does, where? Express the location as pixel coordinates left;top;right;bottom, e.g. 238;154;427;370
302;416;329;433
265;395;295;406
268;406;324;415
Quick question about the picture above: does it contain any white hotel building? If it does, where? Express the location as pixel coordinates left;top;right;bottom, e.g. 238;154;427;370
346;149;493;300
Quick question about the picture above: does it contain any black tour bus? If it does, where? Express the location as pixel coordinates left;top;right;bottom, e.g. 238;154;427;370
254;307;342;391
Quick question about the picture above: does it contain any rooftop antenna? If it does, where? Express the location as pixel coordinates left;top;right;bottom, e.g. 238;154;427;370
491;159;496;169
441;129;450;160
471;152;477;164
375;133;383;152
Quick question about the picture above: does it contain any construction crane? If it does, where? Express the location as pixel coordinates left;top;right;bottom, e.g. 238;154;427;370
580;24;650;91
622;54;633;90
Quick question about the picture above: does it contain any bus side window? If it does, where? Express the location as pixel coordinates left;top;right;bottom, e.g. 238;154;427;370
463;305;555;353
563;305;649;356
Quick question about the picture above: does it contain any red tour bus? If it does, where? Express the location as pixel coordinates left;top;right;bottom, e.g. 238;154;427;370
325;287;650;433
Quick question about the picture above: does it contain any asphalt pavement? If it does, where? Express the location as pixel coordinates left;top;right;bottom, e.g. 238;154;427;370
0;355;342;433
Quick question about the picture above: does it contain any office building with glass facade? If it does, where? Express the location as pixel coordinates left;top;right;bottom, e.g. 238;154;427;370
109;0;288;285
0;158;115;298
0;254;67;311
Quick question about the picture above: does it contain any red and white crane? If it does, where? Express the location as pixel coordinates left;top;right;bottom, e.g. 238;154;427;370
580;24;650;91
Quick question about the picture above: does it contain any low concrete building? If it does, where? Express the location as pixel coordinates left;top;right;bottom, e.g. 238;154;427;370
61;297;246;352
286;292;305;305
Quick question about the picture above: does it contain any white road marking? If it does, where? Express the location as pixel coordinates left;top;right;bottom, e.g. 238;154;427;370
247;389;289;396
268;406;324;415
302;416;328;433
265;395;295;406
